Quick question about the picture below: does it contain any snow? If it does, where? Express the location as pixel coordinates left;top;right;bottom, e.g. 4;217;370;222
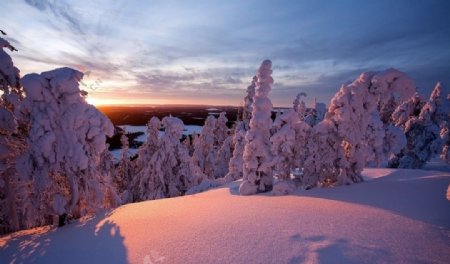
1;163;449;263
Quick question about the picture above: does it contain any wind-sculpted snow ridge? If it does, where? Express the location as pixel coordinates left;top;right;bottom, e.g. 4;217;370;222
1;163;449;264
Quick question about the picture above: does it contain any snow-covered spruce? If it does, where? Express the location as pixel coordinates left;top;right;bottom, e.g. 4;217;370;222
271;109;311;183
224;121;245;182
17;68;119;227
242;76;257;129
134;116;204;201
192;115;217;179
304;100;326;127
390;83;448;168
115;134;133;203
213;112;232;178
293;92;307;120
304;70;413;186
0;38;29;233
240;60;274;195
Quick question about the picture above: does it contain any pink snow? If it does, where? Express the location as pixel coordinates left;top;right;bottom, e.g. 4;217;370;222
1;165;449;263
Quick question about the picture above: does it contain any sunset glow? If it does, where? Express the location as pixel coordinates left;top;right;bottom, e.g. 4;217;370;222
3;0;450;107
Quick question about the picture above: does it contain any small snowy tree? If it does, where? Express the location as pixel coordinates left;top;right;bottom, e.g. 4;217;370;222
192;115;217;179
134;117;204;201
240;60;274;195
390;83;447;168
115;134;133;203
303;118;341;188
242;76;257;129
135;117;161;171
270;109;298;180
293;92;307;120
225;121;246;182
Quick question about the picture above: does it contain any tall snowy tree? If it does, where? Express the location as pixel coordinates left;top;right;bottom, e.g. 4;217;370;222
240;60;274;195
17;67;119;227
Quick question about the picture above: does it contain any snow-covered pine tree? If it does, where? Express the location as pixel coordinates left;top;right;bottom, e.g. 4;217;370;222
17;67;119;227
134;116;204;201
192;115;217;179
135;117;160;172
306;70;411;186
212;112;231;178
240;59;274;195
0;37;29;233
242;76;257;129
270;109;298;181
302;118;341;188
293;92;307;121
390;83;448;168
224;121;246;182
115;134;132;203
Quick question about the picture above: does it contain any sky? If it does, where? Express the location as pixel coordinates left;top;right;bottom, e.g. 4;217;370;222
2;0;450;106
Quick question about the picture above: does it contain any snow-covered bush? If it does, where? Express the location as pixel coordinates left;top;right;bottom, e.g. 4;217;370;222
16;67;118;227
240;60;274;195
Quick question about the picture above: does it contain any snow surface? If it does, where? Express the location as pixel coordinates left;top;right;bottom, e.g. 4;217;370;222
1;165;449;264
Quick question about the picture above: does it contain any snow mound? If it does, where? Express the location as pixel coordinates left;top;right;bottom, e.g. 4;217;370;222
1;165;449;264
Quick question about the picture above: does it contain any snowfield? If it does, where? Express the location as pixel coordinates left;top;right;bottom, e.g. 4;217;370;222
1;165;449;264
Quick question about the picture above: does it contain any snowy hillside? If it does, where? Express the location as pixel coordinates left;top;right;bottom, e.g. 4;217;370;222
1;164;449;264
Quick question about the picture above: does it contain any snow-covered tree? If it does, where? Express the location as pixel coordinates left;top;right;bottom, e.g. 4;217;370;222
0;37;31;233
303;69;413;186
304;100;326;127
225;121;246;182
134;117;204;201
242;76;257;129
135;117;160;171
192;115;217;179
240;60;274;195
16;67;118;227
372;68;416;124
270;109;298;180
115;134;133;203
302;118;341;188
390;83;448;168
293;92;307;119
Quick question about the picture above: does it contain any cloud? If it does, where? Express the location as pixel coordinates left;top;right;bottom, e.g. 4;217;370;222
24;0;85;34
